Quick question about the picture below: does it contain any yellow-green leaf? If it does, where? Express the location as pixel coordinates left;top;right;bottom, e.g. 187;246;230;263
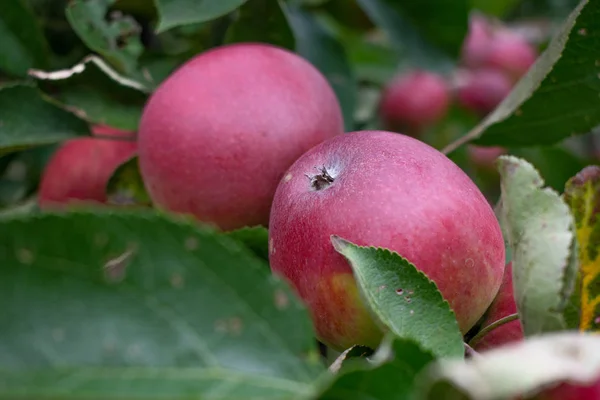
564;165;600;331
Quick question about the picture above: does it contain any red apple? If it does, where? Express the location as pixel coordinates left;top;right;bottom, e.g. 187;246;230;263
379;70;450;136
456;68;513;116
137;43;344;231
485;29;537;80
461;14;495;68
268;130;506;350
38;124;136;208
473;262;524;352
468;145;507;171
531;379;600;400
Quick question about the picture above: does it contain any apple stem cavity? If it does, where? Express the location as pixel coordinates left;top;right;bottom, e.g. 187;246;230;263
468;312;520;348
309;165;335;191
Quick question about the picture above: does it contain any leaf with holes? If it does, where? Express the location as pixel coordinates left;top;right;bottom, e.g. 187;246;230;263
0;84;89;153
497;156;578;335
0;0;50;77
30;56;149;131
0;210;323;398
564;165;600;332
225;0;294;51
66;0;144;75
331;236;464;359
154;0;248;33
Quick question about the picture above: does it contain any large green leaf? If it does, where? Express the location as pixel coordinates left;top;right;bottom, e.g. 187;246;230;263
416;332;600;400
332;237;464;359
497;156;578;336
66;0;144;75
286;6;356;131
443;0;600;153
318;336;435;400
0;0;49;77
225;0;295;50
0;84;89;153
0;210;323;398
30;56;149;131
154;0;248;33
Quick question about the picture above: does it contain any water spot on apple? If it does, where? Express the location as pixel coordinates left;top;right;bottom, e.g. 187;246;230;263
465;258;474;268
185;236;198;251
269;238;275;255
396;288;404;295
274;289;289;310
284;173;293;182
16;248;34;265
170;273;184;289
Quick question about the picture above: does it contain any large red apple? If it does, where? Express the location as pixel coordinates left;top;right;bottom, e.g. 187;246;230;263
268;130;506;350
137;43;344;231
38;124;136;208
379;70;450;136
473;262;524;352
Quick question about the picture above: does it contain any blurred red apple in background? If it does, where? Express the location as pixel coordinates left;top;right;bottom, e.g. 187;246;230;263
456;68;513;116
38;124;136;209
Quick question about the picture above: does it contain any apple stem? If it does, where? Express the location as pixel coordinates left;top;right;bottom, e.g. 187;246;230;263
467;313;520;348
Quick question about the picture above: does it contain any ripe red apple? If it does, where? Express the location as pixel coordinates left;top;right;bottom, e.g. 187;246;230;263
456;68;513;116
473;262;524;352
461;14;494;68
38;124;136;208
379;70;450;136
137;43;344;231
268;130;506;350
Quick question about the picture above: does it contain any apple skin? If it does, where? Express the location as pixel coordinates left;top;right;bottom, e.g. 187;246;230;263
137;43;344;231
531;379;600;400
473;262;524;352
268;130;506;351
38;124;136;208
461;14;494;68
379;70;450;136
457;69;513;116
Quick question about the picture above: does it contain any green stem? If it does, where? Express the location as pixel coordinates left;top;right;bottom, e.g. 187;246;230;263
468;313;520;348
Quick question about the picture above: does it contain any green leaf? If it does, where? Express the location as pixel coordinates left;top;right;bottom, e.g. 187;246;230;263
224;225;270;261
66;0;144;75
106;155;152;207
154;0;248;33
444;0;600;152
30;56;149;131
497;155;578;336
224;0;295;51
331;236;464;359
0;0;49;77
355;0;453;71
0;210;323;398
318;336;435;400
416;332;600;400
564;166;600;332
470;0;522;17
390;0;469;57
285;6;356;131
0;83;89;153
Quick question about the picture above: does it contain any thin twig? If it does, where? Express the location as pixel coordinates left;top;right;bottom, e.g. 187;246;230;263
468;313;520;348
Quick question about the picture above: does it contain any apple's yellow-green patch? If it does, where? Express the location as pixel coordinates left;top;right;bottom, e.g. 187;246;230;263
564;166;600;331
